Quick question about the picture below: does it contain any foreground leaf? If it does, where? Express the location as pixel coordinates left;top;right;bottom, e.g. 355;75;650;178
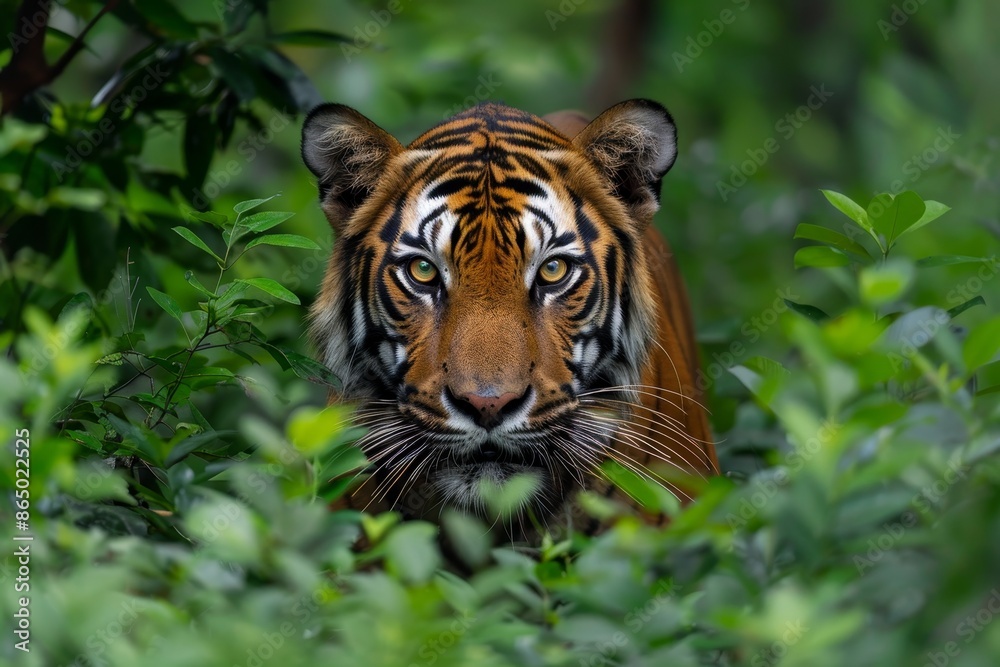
236;277;300;304
244;233;320;250
901;200;950;237
233;194;279;215
240;211;295;234
173;226;222;262
146;287;185;324
794;223;872;260
794;245;851;268
963;316;1000;371
821;189;875;240
867;191;925;249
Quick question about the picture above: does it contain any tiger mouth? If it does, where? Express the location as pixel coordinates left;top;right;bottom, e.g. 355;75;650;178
460;443;544;468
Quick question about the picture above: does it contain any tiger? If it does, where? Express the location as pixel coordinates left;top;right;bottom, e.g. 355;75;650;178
301;98;719;538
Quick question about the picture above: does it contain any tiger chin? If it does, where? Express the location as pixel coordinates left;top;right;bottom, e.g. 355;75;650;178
301;99;719;539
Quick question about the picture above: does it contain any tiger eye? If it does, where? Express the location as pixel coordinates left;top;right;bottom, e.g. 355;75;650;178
538;258;569;284
408;258;438;283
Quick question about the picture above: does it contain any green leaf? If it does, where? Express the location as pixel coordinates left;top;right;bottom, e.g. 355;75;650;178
65;429;104;452
820;189;875;240
287;405;355;456
948;296;986;319
184;271;216;298
134;0;199;39
599;460;659;510
794;245;851;269
901;200;950;237
441;511;491;569
916;255;988;268
172;226;223;262
236;278;299;304
743;355;791;379
784;300;829;322
478;473;543;518
146;287;184;323
963;316;1000;371
268;30;351;46
184;111;216;188
217;301;273;327
264;345;341;388
361;513;400;544
75;212;116;291
96;353;124;366
165;430;235;468
859;259;916;307
244;233;320;250
866;191;925;248
46;26;97;53
47;187;107;210
221;0;256;35
240;211;295;233
729;357;788;406
59;292;94;322
385;522;441;584
72;461;136;504
207;47;256;102
216;281;250;309
244;46;323;112
794;223;872;260
188;210;228;227
233;195;279;215
880;306;948;352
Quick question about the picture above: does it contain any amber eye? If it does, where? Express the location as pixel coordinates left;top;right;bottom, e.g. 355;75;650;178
408;258;439;284
538;258;569;285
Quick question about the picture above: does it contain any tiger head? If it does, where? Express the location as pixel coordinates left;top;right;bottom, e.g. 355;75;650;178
302;100;680;524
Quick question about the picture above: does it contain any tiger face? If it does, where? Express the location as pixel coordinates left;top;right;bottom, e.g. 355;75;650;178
302;100;684;524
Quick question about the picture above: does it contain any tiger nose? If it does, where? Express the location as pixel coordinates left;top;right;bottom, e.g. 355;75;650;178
447;387;529;428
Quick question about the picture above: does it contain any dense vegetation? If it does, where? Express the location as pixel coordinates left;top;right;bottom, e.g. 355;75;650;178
2;0;999;665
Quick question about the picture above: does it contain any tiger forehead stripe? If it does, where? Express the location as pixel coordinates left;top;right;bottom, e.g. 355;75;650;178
390;114;580;264
410;104;570;151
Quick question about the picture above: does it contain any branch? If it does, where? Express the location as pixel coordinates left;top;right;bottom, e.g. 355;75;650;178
0;0;52;114
49;0;121;81
0;0;121;116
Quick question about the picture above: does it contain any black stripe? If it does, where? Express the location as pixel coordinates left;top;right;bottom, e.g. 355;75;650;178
428;178;472;199
500;177;545;198
379;200;405;243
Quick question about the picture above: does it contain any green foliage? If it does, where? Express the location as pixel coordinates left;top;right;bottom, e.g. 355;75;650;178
6;183;1000;664
3;1;1000;665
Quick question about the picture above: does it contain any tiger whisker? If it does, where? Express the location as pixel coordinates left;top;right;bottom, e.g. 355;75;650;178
575;408;717;473
572;416;711;481
579;384;711;415
572;429;687;505
579;395;715;446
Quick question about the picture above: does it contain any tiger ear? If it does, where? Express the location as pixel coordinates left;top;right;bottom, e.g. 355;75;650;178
572;99;678;224
301;104;403;231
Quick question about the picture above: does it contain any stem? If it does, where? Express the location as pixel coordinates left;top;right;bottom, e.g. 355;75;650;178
213;213;244;293
49;0;122;81
148;326;215;430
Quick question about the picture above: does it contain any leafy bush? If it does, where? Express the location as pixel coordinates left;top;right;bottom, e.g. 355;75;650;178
4;185;1000;666
3;1;1000;666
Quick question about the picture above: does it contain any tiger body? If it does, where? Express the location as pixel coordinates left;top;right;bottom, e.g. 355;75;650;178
302;99;717;534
